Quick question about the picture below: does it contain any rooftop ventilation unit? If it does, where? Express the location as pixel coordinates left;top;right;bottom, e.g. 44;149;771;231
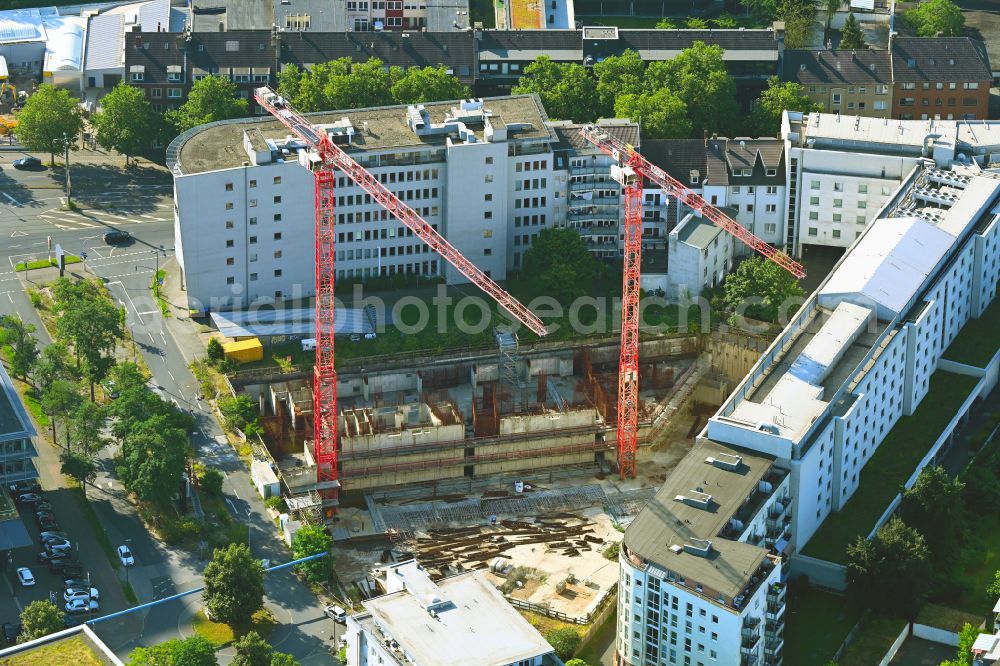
705;452;742;472
674;490;712;509
684;539;713;558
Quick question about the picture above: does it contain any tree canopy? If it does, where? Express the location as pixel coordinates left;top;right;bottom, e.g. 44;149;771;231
127;636;218;666
203;543;265;628
167;75;248;134
93;82;161;164
51;278;124;401
116;413;189;507
230;631;298;666
645;42;738;137
18;600;63;643
723;256;805;323
0;315;38;380
780;0;819;49
593;51;645;118
14;84;82;161
839;13;867;49
899;466;965;572
521;227;603;304
512;56;598;122
291;524;333;583
903;0;965;37
846;517;932;618
614;88;691;140
545;627;582;661
390;65;469;104
750;77;820;136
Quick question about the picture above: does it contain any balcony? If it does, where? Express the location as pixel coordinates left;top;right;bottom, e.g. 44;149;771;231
765;637;784;656
741;655;759;666
721;467;789;540
568;196;619;207
741;628;761;652
766;600;786;621
569;178;614;191
766;582;786;606
765;654;783;666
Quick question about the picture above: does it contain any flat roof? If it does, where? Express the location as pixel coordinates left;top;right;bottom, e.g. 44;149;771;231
624;440;774;601
675;215;723;249
172;94;552;175
362;568;553;666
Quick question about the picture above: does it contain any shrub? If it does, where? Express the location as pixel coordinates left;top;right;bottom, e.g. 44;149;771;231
602;541;620;560
545;627;581;661
265;495;287;513
207;337;224;361
200;467;224;495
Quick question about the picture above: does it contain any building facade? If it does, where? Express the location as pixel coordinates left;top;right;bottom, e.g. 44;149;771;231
890;36;992;121
617;441;790;666
666;212;737;300
783;49;893;118
0;359;38;489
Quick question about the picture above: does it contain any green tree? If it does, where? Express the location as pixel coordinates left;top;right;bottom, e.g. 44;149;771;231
291;524;333;583
269;653;299;666
593;50;645;118
117;414;188;507
987;569;1000;599
903;0;964;37
70;400;108;451
391;65;469;104
565;660;590;666
839;12;867;49
207;337;225;362
614;88;691;139
218;394;258;432
645;42;738;137
41;379;81;446
545;627;581;661
14;84;82;164
713;13;738;29
723;256;805;323
750;77;820;136
822;0;842;27
522;227;602;304
167;76;248;134
92;82;161;165
17;600;64;643
685;17;709;28
512;56;598;122
275;64;304;104
232;631;273;666
127;636;218;666
939;623;979;666
900;466;965;571
60;450;98;492
846;517;932;618
200;467;224;495
0;315;38;380
33;342;74;388
655;18;676;29
51;278;124;400
780;0;819;48
203;543;265;628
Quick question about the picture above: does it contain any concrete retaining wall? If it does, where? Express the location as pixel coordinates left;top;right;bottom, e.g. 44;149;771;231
788;553;848;591
877;624;910;666
913;623;960;646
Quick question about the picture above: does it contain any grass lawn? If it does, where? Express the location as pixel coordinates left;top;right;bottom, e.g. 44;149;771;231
838;616;907;666
191;608;276;647
953;513;1000;616
784;585;861;665
943;296;1000;368
801;371;980;564
511;0;541;28
915;603;983;634
14;256;80;272
0;635;105;665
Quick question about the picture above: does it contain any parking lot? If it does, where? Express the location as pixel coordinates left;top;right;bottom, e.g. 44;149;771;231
0;482;128;642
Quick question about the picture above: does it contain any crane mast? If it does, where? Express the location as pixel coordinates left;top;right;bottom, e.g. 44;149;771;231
579;125;805;479
254;86;547;504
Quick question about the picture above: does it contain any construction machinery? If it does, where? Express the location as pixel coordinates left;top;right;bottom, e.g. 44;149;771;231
254;87;546;510
579;125;805;479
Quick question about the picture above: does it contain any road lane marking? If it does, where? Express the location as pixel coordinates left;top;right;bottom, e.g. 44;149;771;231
10;231;26;237
1;193;21;206
167;370;176;382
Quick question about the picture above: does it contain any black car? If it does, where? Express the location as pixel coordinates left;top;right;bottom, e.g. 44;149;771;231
10;481;40;495
35;511;56;525
1;622;19;645
103;229;131;245
61;564;84;579
38;519;60;532
48;557;77;573
12;157;42;170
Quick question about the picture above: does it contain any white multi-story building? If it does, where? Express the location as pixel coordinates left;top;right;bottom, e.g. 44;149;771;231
781;111;1000;257
707;160;1000;549
666;212;736;299
617;440;791;666
168;95;564;312
344;560;562;666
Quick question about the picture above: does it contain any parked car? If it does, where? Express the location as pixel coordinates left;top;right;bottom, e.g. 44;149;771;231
35;500;53;513
103;229;131;245
41;532;69;543
64;578;89;590
35;511;56;526
61;564;84;579
16;568;34;587
38;519;60;532
48;557;77;573
1;622;17;645
117;545;134;567
12;157;42;170
10;481;40;495
324;605;347;623
65;598;98;614
46;543;72;556
16;493;43;505
63;588;99;603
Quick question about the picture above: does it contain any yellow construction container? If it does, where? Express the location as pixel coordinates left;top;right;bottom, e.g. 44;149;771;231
222;338;264;363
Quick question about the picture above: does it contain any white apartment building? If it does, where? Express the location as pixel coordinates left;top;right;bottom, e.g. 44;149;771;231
344;560;561;666
707;160;1000;549
618;440;791;666
781;111;1000;257
666;212;736;299
168;95;562;312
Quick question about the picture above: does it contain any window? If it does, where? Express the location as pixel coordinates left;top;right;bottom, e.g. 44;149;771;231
858;201;867;209
225;220;234;229
249;199;257;208
274;269;282;277
832;229;841;239
901;82;916;90
833;199;843;208
484;174;493;183
765;168;777;176
274;232;282;240
857;215;866;224
810;180;820;190
130;71;143;82
225;40;239;52
225;202;234;210
151;88;161;98
740;168;752;177
168;88;182;98
226;257;234;265
874;101;887;110
484;211;492;220
832;93;842;105
833;182;843;192
167;71;181;82
808;212;819;221
273;176;281;184
766;186;778;194
765;204;776;213
249;273;257;281
965;82;979;90
484;193;493;202
249;216;257;225
858;184;868;194
249;235;257;244
225;239;234;247
249;179;257;188
810;196;820;205
730;186;740;195
274;250;282;259
485;157;493;165
273;195;282;204
226;276;235;285
832;213;842;222
764;223;776;234
274;213;282;221
483;248;492;256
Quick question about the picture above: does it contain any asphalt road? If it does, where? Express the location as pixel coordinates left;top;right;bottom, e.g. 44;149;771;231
0;152;339;664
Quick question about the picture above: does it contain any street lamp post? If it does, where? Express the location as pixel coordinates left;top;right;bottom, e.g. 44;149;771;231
54;133;71;207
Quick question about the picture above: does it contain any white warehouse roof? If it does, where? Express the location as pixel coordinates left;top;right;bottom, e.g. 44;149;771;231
818;217;954;318
43;15;85;72
0;9;46;44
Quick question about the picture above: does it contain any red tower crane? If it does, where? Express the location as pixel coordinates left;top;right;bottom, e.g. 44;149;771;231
579;125;805;479
254;87;547;506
